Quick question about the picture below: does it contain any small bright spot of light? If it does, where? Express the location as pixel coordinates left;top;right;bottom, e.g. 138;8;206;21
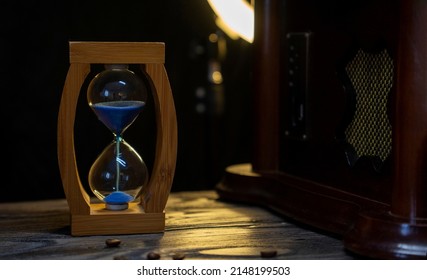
211;71;223;84
209;33;219;43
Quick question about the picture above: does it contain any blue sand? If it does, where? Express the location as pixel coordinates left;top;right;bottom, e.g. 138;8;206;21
104;191;134;204
91;100;145;135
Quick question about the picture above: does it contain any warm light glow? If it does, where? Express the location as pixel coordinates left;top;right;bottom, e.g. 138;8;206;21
207;0;254;43
211;70;223;84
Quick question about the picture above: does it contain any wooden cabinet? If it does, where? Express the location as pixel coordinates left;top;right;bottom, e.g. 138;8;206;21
217;0;427;259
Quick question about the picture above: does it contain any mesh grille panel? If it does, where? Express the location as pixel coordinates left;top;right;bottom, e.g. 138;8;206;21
344;49;393;162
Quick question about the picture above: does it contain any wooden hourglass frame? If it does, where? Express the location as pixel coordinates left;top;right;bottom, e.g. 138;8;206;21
57;42;177;236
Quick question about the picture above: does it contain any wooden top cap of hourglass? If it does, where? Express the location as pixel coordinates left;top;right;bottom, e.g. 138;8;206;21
69;41;165;64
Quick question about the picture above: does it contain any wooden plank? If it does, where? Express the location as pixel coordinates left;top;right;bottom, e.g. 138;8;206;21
69;42;165;64
143;63;178;212
72;212;165;236
57;63;91;215
0;191;355;260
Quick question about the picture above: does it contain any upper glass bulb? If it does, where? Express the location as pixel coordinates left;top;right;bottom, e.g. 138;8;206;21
87;64;147;135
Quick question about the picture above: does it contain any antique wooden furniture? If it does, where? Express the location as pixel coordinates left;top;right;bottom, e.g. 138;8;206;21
217;0;427;259
57;42;177;236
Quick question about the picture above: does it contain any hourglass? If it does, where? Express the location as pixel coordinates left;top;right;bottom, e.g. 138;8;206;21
58;42;177;236
87;64;149;211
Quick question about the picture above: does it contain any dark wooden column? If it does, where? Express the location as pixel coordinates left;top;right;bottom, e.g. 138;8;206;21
252;0;280;172
392;0;427;220
344;0;427;259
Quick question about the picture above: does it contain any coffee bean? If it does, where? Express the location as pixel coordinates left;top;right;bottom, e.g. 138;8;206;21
172;253;186;260
147;251;161;260
105;238;121;248
260;249;277;258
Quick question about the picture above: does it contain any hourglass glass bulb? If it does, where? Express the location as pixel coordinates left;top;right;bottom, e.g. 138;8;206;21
89;137;149;210
87;64;147;135
87;64;149;210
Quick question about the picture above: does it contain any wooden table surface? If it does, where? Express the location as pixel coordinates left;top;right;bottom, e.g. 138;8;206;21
0;190;357;260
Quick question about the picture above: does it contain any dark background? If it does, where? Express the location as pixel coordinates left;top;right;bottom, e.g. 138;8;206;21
1;0;253;202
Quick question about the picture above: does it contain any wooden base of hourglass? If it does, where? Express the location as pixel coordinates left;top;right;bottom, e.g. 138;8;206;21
57;42;177;236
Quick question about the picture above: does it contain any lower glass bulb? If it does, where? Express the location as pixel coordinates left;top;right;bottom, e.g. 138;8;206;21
88;137;149;210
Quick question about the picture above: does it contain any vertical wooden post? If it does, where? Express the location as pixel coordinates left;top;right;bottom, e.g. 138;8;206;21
392;0;427;220
252;0;281;172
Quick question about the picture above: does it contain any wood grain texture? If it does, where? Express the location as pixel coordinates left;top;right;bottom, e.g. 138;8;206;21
143;63;178;213
57;63;91;215
69;42;165;64
0;191;356;260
